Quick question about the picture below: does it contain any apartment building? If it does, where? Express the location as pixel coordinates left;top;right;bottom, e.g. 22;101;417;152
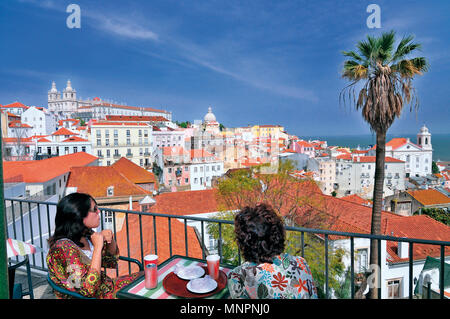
314;157;336;195
91;121;153;168
190;149;224;191
335;156;406;198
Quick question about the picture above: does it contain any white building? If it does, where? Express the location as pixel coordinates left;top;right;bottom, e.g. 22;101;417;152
36;135;92;158
152;126;185;149
48;80;79;115
22;106;56;136
48;80;172;121
91;121;154;168
314;157;336;195
370;126;433;178
335;155;406;198
189;149;224;191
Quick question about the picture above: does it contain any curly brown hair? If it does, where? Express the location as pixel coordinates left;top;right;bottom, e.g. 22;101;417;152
234;203;285;264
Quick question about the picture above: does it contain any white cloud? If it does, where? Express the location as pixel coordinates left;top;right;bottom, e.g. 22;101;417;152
90;14;159;41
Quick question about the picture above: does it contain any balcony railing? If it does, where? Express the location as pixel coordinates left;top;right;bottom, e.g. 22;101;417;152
4;197;450;299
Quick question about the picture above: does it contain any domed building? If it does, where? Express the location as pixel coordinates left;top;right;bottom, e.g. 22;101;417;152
203;106;220;134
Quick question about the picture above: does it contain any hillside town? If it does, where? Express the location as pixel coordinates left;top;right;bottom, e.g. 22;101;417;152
2;80;449;299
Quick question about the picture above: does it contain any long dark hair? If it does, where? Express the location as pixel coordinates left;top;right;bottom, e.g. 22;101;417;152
48;192;96;248
234;203;285;264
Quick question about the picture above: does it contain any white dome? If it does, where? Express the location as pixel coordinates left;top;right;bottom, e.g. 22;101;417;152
204;106;217;123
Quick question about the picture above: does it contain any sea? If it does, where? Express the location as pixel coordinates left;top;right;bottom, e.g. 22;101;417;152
301;133;450;162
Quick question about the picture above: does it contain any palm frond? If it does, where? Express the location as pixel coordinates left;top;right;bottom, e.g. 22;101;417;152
392;34;421;62
341;50;364;63
410;57;429;73
377;30;396;63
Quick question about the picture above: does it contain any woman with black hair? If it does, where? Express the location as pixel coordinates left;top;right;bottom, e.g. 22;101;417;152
46;192;141;298
227;203;318;299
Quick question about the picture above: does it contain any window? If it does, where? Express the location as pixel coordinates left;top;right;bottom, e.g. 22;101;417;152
126;130;130;137
387;279;402;299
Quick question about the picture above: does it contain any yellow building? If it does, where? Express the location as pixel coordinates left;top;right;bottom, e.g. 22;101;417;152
91;121;153;168
251;125;285;139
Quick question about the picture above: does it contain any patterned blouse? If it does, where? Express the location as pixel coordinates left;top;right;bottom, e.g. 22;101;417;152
46;238;141;299
227;253;318;299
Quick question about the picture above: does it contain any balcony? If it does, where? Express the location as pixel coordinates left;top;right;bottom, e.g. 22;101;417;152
4;197;450;299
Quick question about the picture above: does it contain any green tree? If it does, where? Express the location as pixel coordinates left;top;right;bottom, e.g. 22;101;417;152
341;31;428;298
432;161;440;174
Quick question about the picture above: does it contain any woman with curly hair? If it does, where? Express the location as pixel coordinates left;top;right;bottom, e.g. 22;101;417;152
46;192;141;298
227;203;318;299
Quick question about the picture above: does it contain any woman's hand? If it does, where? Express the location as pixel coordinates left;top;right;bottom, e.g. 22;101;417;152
101;229;113;244
101;229;118;255
90;232;104;250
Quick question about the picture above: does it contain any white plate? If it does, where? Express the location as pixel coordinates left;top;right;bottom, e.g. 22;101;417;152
175;265;205;280
186;276;218;294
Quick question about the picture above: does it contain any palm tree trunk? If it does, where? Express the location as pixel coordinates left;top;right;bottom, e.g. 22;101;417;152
368;130;386;299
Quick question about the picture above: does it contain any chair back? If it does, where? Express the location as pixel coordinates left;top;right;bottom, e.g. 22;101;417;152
46;274;94;299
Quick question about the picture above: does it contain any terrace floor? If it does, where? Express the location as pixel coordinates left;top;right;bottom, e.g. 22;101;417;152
13;269;55;299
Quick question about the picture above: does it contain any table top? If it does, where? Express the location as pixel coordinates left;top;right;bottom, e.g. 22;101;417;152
117;255;234;299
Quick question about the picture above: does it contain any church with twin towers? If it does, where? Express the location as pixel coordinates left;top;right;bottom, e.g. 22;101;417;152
47;80;172;121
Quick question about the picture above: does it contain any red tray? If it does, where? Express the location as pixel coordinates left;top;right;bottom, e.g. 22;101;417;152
162;266;227;298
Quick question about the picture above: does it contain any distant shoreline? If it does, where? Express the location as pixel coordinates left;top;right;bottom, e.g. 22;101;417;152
299;133;450;162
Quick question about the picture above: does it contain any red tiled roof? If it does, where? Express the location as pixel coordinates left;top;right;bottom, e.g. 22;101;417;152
61;136;89;143
2;102;29;109
386;138;408;150
106;115;169;122
8;120;32;128
406;189;450;206
385;215;450;263
111;157;157;185
341;194;372;206
67;165;152;198
52;127;78;136
150;189;224;215
296;193;450;263
353;156;404;163
3;152;98;183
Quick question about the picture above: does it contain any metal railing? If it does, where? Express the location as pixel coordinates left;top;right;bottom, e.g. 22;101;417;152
4;197;450;299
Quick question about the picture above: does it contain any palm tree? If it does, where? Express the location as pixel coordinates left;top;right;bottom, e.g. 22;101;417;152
340;30;428;299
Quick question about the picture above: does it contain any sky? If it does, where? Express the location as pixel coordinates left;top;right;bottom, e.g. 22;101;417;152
0;0;449;137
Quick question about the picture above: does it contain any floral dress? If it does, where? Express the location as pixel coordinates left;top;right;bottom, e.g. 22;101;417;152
227;253;318;299
46;238;141;299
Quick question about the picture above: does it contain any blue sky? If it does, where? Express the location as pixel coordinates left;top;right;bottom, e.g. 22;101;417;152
0;0;449;137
